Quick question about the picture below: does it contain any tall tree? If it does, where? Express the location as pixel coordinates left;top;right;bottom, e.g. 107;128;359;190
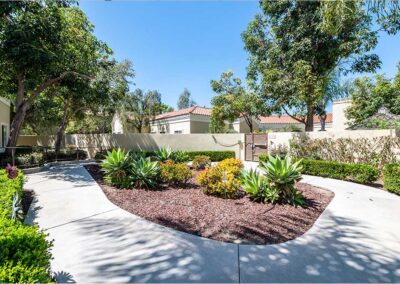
0;2;110;152
210;71;266;133
345;68;400;126
177;88;196;110
242;1;380;131
123;89;163;133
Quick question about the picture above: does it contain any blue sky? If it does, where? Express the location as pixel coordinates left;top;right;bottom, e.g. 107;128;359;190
80;1;400;110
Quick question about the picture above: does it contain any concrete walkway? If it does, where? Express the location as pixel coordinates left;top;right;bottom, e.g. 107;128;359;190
25;163;400;283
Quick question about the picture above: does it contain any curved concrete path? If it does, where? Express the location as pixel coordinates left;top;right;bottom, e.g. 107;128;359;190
25;163;400;283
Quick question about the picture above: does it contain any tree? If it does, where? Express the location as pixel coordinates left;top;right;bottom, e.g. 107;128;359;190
345;68;400;126
210;71;266;133
321;0;400;35
0;2;111;153
177;88;196;109
123;89;163;133
242;1;380;131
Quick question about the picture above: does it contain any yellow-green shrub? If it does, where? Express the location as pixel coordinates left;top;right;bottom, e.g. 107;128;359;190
197;167;241;198
192;155;211;170
215;158;243;176
160;161;192;185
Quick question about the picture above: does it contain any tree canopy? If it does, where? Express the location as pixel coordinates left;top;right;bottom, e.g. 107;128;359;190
177;88;196;110
210;71;266;133
242;0;380;131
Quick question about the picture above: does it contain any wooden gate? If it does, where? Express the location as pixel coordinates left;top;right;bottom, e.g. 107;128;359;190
245;133;268;161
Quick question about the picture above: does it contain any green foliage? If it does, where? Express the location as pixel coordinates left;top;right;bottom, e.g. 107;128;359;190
240;169;280;203
192;155;212;170
154;147;173;162
171;150;190;163
101;149;132;188
215;158;244;176
289;135;399;169
187;151;235;162
383;164;400;195
242;1;379;131
258;154;269;164
302;159;379;184
130;157;160;189
345;73;400;127
177;88;196;110
0;170;53;283
259;155;304;206
210;71;265;133
160;161;192;186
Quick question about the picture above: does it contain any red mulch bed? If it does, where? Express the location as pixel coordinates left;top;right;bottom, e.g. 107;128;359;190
85;164;334;245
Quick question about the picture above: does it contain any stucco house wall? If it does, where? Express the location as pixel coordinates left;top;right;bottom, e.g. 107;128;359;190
0;97;10;148
333;99;351;131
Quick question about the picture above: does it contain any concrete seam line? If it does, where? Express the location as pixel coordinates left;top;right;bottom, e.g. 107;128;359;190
45;208;119;230
237;244;241;284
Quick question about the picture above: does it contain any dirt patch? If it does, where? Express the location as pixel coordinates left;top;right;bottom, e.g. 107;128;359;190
85;164;333;245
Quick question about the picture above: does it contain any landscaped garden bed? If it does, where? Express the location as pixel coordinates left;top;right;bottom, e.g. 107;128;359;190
85;161;333;245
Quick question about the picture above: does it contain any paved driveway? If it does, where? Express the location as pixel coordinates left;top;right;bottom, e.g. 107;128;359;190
25;163;400;283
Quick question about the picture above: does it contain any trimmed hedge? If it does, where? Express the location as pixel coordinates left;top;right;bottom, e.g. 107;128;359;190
95;149;235;162
0;170;53;282
384;164;400;195
301;159;379;184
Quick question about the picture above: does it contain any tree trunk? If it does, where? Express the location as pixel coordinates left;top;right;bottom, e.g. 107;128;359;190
6;104;27;155
305;104;314;132
319;115;327;131
55;101;70;155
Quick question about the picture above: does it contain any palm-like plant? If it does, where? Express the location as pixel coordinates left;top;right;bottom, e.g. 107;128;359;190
240;169;279;203
154;147;173;162
101;148;132;188
172;150;190;163
259;155;304;206
130;157;160;189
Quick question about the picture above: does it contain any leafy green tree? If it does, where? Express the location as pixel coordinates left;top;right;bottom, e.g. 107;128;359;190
345;69;400;126
0;2;110;152
123;89;164;133
177;88;196;109
321;0;400;35
242;1;380;131
210;71;266;133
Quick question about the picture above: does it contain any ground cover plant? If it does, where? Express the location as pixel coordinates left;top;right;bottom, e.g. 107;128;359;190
0;167;53;283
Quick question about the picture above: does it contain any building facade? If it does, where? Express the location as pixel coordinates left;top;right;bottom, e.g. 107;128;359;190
0;97;10;148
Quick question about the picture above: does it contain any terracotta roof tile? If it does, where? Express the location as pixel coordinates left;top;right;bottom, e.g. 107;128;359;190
154;106;211;120
260;113;333;124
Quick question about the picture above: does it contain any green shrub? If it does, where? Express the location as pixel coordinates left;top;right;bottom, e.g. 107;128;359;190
130;157;160;189
215;158;243;176
259;155;304;206
15;152;45;167
171;150;190;163
101;149;132;188
187;151;235;161
192;155;211;170
383;164;400;195
160;161;192;185
301;159;379;184
0;220;53;283
0;169;24;219
259;154;268;163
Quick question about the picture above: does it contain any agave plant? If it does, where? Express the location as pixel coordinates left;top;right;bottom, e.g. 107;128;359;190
154;147;173;162
240;169;279;203
11;193;23;221
101;148;132;188
259;155;304;206
130;157;160;189
172;150;190;163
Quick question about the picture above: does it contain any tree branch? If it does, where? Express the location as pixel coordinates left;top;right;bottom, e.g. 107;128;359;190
283;107;306;124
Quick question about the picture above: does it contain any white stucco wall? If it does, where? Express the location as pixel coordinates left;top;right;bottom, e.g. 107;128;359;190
111;113;124;134
333;99;351;130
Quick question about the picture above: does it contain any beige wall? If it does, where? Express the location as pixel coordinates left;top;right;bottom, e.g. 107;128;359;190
0;98;10;147
333;99;351;131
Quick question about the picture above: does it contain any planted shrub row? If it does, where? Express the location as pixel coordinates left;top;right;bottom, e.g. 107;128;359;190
0;169;53;282
383;164;400;195
301;159;379;184
95;149;235;162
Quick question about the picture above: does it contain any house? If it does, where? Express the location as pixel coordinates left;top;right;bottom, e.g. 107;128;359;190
0;97;10;148
259;113;333;132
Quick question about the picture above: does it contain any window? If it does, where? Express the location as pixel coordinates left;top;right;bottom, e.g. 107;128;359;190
174;130;183;134
1;125;7;148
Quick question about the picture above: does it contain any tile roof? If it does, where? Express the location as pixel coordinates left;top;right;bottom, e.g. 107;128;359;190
154;106;212;120
260;113;333;124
